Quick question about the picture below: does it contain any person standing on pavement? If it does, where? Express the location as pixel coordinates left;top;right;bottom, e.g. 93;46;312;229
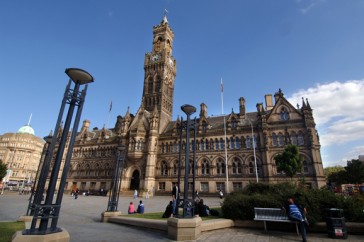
219;190;223;199
133;189;138;199
146;188;150;199
172;184;179;216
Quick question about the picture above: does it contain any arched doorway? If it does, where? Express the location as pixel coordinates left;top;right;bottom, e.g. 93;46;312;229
130;170;140;190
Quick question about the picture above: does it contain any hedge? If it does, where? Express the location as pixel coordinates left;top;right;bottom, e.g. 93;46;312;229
221;182;364;223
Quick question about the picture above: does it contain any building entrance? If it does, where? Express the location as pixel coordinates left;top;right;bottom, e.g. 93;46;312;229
130;170;140;190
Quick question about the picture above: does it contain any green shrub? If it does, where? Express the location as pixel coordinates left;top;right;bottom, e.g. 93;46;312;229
222;183;364;223
222;192;281;220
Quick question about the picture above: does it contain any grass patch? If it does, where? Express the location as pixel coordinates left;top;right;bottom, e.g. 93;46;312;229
0;222;25;242
123;207;223;221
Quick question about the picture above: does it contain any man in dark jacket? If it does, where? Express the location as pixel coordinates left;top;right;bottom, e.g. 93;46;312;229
172;184;179;215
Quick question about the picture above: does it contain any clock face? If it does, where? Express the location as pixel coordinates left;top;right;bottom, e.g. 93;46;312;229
151;54;159;62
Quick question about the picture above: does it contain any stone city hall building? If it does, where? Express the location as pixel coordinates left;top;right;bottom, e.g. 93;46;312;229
48;16;325;195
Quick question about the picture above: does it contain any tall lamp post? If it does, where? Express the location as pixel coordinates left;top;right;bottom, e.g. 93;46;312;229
107;145;125;212
24;68;93;236
248;119;258;183
180;104;196;218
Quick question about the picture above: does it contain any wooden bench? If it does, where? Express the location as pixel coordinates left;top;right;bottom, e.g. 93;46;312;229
254;207;299;235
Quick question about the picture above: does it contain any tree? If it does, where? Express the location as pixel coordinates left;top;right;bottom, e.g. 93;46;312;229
345;159;364;184
0;160;7;182
324;166;345;179
274;144;303;179
327;170;347;185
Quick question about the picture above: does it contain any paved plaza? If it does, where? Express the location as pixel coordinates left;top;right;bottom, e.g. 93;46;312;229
1;192;364;242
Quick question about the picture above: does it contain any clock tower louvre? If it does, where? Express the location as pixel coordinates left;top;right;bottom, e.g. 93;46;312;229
142;15;176;134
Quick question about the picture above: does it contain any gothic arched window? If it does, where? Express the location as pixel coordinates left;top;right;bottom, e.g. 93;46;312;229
155;78;161;92
278;133;284;146
249;161;254;174
303;160;309;174
148;79;153;94
275;159;283;174
230;137;235;149
173;161;178;175
161;161;168;176
216;158;226;175
231;118;237;129
201;159;210;175
232;157;242;174
220;138;225;149
272;133;278;146
215;139;219;150
188;160;193;175
290;131;297;145
280;107;289;121
298;132;305;145
161;143;165;153
236;137;241;149
246;136;251;149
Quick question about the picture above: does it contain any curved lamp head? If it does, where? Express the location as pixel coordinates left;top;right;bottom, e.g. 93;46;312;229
181;104;196;116
65;68;94;85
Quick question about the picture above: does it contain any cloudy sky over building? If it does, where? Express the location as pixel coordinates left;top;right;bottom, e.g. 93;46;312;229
1;0;363;167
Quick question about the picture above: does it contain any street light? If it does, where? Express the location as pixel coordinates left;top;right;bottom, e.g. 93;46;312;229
248;119;259;183
180;104;196;218
107;145;125;212
24;68;93;235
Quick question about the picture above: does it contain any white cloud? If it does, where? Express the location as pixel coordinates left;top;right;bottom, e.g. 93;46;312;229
298;0;326;14
346;145;364;159
287;80;364;166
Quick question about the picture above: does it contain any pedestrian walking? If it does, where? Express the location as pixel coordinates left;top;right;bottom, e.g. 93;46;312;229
146;188;150;199
219;190;223;199
74;188;79;199
133;189;138;199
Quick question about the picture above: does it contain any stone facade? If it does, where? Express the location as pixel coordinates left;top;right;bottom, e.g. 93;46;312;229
50;16;325;195
0;127;44;189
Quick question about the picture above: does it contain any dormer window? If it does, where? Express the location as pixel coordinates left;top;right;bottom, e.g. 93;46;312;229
280;107;289;121
231;118;237;129
202;121;208;132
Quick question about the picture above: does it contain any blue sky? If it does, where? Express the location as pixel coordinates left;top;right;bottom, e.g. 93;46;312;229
1;0;364;167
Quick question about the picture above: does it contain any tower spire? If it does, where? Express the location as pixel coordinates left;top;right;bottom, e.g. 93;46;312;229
162;9;168;23
27;113;32;126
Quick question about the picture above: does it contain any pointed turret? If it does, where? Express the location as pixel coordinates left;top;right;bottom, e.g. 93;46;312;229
301;97;307;110
306;98;312;111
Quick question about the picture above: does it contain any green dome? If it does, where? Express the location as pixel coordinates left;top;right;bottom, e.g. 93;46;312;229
17;125;35;135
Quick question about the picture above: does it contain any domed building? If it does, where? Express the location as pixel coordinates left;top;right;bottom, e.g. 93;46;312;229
0;124;44;191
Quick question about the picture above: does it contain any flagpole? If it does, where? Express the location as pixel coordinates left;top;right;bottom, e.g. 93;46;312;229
221;78;229;194
105;101;112;129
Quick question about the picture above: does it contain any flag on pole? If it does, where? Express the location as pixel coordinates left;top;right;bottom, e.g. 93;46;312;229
220;79;224;93
109;101;113;112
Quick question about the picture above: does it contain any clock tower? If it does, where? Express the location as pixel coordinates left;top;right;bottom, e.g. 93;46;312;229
142;15;176;134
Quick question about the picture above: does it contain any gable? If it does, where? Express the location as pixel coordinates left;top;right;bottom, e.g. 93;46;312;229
266;95;303;123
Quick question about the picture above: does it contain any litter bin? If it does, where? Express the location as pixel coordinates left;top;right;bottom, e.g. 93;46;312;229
325;208;348;239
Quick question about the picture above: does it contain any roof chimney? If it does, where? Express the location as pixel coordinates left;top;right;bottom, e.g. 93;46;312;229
265;94;273;111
